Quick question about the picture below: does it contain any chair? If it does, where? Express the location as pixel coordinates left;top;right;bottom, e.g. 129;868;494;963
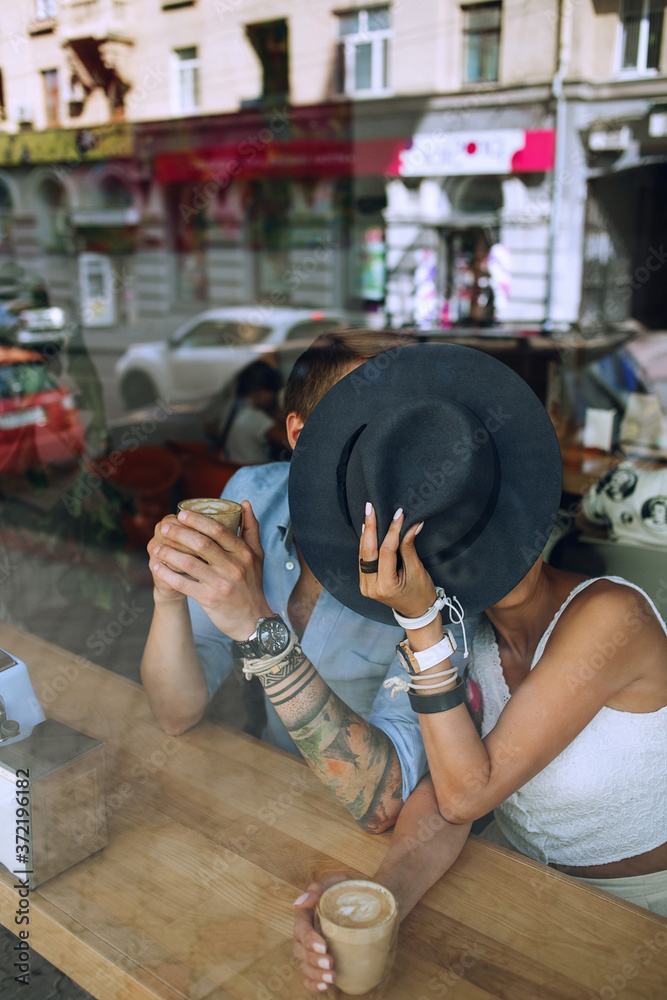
176;453;243;501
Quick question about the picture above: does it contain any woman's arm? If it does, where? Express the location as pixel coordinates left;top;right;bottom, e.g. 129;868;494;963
360;507;666;824
293;775;471;992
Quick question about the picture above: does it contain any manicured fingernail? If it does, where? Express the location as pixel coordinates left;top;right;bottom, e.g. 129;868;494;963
317;984;327;992
152;564;161;574
178;511;187;521
154;545;161;555
162;523;169;534
361;524;365;534
415;521;424;536
312;942;327;955
393;507;403;521
365;501;373;516
322;973;334;983
293;893;309;905
317;958;330;970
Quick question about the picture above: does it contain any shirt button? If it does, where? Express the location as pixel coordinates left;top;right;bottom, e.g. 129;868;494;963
285;561;295;570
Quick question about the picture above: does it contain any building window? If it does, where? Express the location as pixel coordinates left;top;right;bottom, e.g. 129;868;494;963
336;6;391;96
35;0;58;19
172;47;200;114
463;3;501;83
246;19;289;101
42;69;60;127
620;0;664;72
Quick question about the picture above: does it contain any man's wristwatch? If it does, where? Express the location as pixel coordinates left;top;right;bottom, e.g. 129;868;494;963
232;615;292;660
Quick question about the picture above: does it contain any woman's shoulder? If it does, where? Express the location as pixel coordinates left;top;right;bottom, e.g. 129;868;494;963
549;572;665;648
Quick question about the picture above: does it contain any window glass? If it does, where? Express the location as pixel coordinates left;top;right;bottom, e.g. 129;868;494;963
178;320;270;347
338;12;359;36
463;2;501;82
2;5;667;990
368;7;390;31
285;319;343;341
355;43;373;91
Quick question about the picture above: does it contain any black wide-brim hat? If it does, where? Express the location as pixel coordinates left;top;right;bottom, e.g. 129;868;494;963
288;343;562;626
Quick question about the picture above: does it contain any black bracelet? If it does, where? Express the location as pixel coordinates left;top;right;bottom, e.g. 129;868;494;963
408;677;467;714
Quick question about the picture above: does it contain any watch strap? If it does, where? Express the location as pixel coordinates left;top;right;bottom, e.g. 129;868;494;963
413;628;457;671
397;628;457;675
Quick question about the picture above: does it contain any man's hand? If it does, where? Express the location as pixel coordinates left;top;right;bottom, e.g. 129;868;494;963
147;515;190;603
293;875;349;993
150;500;274;640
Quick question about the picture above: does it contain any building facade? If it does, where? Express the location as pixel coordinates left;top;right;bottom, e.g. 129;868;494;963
0;0;665;334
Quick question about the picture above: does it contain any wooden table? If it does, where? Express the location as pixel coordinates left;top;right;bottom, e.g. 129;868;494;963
1;624;665;1000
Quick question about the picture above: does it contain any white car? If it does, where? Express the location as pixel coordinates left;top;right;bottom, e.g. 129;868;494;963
115;307;356;410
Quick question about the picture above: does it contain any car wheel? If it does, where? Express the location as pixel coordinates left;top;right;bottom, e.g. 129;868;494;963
121;372;158;410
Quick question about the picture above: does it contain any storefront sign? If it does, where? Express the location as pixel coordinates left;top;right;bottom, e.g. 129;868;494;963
0;123;133;166
398;129;555;176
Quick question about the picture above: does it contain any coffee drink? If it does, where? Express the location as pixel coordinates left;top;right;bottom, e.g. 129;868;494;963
177;498;242;533
316;880;398;996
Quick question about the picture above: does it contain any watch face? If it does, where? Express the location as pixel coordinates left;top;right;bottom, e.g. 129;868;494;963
396;643;416;675
258;617;290;656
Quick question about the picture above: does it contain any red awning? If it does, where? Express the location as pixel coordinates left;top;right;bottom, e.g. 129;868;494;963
154;137;406;183
154;131;554;184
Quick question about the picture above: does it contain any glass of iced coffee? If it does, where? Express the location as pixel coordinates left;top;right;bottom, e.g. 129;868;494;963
316;879;398;996
177;498;242;533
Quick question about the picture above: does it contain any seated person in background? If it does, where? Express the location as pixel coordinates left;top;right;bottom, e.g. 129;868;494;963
219;360;288;465
142;330;470;839
291;342;667;990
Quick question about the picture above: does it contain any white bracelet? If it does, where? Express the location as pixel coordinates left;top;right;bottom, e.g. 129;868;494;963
413;629;457;671
392;588;447;630
240;633;299;679
383;666;459;699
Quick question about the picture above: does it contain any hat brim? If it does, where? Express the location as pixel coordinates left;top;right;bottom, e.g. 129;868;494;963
288;343;562;625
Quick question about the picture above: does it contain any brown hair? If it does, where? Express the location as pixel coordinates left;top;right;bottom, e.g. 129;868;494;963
284;328;414;420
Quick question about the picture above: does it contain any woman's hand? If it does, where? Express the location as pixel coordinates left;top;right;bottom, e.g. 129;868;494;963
359;504;436;619
293;874;349;993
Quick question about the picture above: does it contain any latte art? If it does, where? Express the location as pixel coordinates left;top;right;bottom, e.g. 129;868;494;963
177;498;242;532
320;886;394;928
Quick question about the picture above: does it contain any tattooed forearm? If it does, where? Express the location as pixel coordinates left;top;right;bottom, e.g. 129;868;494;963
256;644;404;831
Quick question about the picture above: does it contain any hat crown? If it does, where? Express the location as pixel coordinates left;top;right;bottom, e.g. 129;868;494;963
345;396;499;553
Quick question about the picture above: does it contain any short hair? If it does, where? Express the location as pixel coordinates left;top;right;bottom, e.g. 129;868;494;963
284;328;413;420
236;360;283;397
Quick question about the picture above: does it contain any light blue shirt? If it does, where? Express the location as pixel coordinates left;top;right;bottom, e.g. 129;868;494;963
187;463;441;800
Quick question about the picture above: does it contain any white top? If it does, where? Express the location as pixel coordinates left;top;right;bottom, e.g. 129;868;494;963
469;576;667;866
224;404;274;465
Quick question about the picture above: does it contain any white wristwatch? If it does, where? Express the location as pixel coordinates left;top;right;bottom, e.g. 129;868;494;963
396;628;457;675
